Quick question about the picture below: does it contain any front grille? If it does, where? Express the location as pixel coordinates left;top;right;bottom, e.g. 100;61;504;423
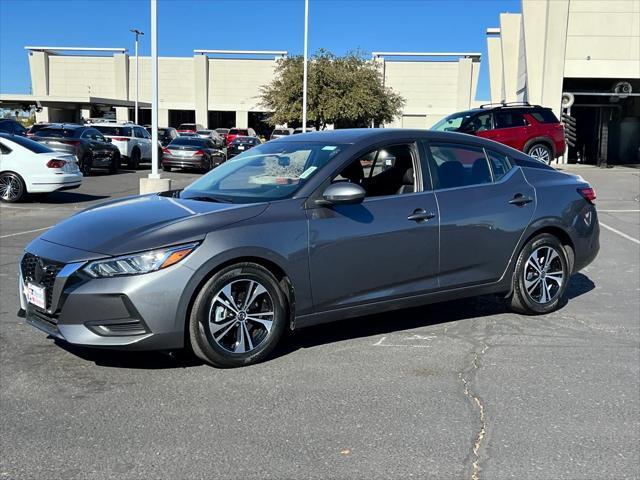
21;253;65;310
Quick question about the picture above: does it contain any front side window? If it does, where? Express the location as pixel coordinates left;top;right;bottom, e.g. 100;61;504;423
183;141;345;203
428;143;492;189
464;113;493;133
334;143;418;197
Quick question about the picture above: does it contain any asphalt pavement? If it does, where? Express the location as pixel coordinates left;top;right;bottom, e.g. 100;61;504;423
0;164;638;479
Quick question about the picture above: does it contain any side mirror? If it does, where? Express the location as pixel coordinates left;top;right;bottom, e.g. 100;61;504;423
317;182;366;206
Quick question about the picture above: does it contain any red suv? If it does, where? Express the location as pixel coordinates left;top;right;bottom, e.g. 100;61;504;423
432;103;565;163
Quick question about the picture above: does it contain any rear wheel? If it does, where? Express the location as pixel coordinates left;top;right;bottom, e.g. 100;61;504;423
109;152;120;174
189;263;288;368
0;172;26;203
527;143;552;164
80;154;92;176
162;164;172;172
509;233;570;314
128;148;141;169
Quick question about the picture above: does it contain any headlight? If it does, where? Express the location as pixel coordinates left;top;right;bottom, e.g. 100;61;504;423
83;243;198;278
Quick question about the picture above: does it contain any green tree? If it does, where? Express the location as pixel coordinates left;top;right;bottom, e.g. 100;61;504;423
259;49;404;130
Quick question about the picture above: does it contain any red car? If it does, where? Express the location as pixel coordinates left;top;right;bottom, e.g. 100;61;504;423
432;103;566;163
176;123;205;135
225;127;257;147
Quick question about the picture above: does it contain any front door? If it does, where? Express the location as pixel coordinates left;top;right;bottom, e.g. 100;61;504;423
307;142;440;312
424;141;535;288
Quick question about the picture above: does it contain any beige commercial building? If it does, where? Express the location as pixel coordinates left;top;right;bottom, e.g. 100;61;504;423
1;47;481;134
487;0;640;164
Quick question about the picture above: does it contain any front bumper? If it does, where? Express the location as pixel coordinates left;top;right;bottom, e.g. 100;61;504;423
19;239;189;350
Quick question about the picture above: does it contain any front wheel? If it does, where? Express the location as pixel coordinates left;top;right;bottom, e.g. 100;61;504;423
509;233;570;314
0;172;26;203
527;143;552;164
162;164;172;172
188;263;288;368
80;154;92;176
128;149;141;169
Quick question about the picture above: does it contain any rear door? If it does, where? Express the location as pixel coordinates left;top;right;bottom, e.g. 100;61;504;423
307;141;440;312
134;127;152;159
424;141;535;288
489;111;529;150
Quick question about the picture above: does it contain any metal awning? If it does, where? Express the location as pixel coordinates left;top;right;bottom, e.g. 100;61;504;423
0;94;150;109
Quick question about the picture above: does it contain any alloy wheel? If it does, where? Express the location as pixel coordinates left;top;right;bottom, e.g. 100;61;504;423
0;174;23;202
529;145;550;163
523;246;564;304
208;279;274;354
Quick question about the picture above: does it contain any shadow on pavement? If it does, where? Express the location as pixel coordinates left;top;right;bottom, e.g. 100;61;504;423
52;273;596;369
27;192;110;204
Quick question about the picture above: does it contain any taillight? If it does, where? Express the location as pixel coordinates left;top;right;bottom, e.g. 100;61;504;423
46;159;67;168
112;137;130;142
192;150;205;156
162;147;171;155
578;187;596;204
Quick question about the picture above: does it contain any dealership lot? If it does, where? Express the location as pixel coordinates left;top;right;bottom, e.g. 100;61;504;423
0;166;638;479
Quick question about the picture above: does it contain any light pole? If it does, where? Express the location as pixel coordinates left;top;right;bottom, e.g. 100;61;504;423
302;0;309;132
129;29;144;125
149;0;159;179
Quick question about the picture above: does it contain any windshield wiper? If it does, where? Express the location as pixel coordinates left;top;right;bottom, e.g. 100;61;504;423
182;195;233;204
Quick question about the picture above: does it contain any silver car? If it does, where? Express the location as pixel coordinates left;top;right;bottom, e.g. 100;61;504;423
19;129;599;367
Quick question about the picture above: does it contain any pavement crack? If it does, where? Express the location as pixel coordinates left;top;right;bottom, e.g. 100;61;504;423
459;342;489;480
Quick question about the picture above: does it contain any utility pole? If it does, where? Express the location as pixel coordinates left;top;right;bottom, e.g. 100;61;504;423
302;0;309;132
130;29;144;125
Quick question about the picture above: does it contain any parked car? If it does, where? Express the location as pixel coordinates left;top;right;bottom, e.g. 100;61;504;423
431;102;566;164
227;135;261;158
0;133;81;202
0;119;28;136
32;124;120;175
92;122;154;169
178;132;198;137
196;130;225;148
177;123;205;135
226;127;256;146
270;128;293;140
215;128;230;145
161;136;226;172
19;129;599;368
145;127;179;147
26;123;53;137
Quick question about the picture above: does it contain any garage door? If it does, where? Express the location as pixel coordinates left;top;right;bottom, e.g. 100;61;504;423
401;115;427;129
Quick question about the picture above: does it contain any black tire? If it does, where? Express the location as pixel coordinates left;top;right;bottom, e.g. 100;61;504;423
188;263;288;368
109;153;120;174
80;154;92;176
128;148;141;169
0;172;26;203
509;233;570;315
162;164;172;172
527;143;553;164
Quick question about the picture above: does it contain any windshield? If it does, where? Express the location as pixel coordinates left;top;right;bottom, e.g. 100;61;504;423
182;141;345;203
431;112;474;132
93;126;132;136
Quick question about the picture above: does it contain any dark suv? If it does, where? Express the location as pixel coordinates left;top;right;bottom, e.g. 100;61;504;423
32;124;120;175
432;102;566;163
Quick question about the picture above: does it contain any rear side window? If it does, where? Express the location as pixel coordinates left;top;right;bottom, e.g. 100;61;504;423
494;112;527;129
428;143;492;189
485;150;513;181
530;109;559;123
0;142;12;154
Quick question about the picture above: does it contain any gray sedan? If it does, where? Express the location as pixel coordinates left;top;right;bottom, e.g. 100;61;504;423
18;129;599;367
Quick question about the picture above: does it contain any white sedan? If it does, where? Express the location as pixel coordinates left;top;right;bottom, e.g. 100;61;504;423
0;133;82;202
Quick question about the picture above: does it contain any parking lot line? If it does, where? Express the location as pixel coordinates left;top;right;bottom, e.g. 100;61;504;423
598;209;640;213
599;221;640;245
0;226;52;239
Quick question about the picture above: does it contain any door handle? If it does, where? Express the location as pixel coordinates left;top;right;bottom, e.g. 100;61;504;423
407;209;436;222
509;194;533;206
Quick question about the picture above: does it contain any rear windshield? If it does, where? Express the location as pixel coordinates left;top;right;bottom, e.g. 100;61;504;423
272;130;290;135
232;136;258;144
169;138;208;147
530;109;559;124
4;134;54;153
215;128;229;134
229;129;248;135
34;127;79;138
93;126;132;136
178;124;197;130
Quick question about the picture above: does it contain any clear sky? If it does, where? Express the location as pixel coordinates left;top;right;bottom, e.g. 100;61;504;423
0;0;520;100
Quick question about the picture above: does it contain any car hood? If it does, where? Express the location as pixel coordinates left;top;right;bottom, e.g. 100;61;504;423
40;194;268;256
